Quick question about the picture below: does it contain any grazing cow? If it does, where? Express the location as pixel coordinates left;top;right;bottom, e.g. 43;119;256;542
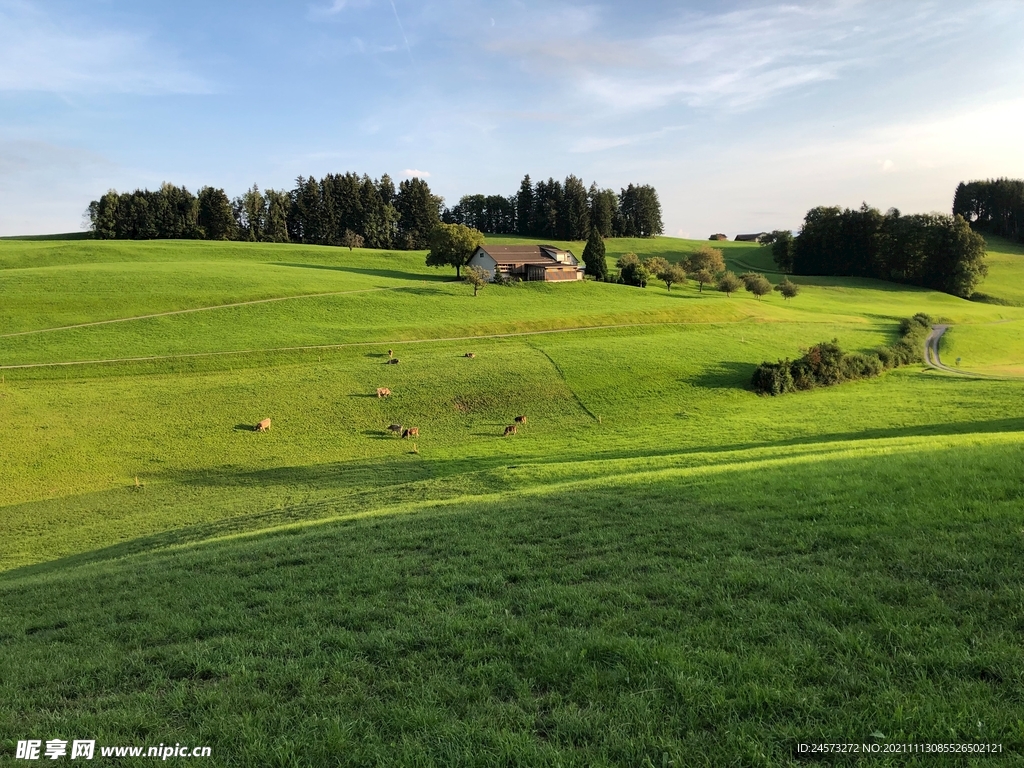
503;424;517;436
388;349;393;358
464;352;476;358
255;418;271;432
402;427;420;439
388;423;403;435
376;387;391;398
514;415;527;424
387;358;400;365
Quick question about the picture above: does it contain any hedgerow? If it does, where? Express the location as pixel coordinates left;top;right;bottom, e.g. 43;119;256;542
751;314;933;395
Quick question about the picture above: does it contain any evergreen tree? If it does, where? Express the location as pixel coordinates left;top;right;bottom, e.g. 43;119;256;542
396;177;443;249
235;185;266;242
563;175;590;240
361;176;397;249
582;227;608;281
618;184;663;237
516;175;534;235
197;187;237;240
588;183;618;238
89;191;120;239
263;189;291;243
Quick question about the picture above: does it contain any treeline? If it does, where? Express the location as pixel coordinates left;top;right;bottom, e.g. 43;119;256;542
442;175;663;240
88;173;664;249
953;178;1024;242
751;314;932;396
764;204;987;298
88;175;443;249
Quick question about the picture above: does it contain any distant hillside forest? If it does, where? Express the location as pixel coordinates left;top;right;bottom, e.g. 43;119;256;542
86;174;663;249
764;202;988;298
953;178;1024;242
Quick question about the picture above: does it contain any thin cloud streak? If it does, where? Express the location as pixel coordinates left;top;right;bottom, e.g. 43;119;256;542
486;1;973;113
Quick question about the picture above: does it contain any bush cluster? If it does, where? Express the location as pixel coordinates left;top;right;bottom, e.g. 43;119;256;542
751;314;932;395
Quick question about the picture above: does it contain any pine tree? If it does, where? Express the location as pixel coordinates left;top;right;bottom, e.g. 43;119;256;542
582;227;608;281
197;186;237;240
516;175;534;235
563;175;590;240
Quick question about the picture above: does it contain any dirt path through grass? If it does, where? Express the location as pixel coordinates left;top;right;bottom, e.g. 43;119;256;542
924;324;1012;379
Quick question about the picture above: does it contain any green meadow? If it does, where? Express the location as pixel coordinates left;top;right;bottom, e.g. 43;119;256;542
1;234;1023;766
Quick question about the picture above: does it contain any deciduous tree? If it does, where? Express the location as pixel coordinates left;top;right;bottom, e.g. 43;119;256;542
425;223;485;277
774;279;800;300
717;271;742;296
659;263;687;291
464;265;489;296
685;245;725;292
341;229;365;250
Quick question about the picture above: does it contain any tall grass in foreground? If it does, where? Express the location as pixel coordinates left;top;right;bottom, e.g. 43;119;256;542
2;438;1023;766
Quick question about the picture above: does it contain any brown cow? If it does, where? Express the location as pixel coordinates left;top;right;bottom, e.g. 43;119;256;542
402;427;420;439
255;418;271;432
387;423;403;435
503;424;517;436
376;387;391;398
514;415;527;424
387;358;400;365
464;352;476;358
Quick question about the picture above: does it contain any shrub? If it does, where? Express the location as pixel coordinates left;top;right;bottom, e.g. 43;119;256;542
750;361;794;395
841;352;883;380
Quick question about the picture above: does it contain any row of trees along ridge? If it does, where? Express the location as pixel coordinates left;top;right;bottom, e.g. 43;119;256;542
760;202;987;298
88;174;663;249
442;175;663;240
88;176;439;250
953;178;1024;243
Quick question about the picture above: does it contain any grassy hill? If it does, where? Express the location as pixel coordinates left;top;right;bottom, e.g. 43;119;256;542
1;234;1023;765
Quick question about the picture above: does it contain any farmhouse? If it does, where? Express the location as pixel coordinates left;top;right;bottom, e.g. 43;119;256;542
466;245;585;282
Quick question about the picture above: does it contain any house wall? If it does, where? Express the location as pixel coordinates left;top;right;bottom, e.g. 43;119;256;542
467;251;498;280
543;267;581;282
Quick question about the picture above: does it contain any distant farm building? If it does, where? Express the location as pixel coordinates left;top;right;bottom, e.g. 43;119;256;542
466;245;584;282
734;233;765;242
709;233;728;241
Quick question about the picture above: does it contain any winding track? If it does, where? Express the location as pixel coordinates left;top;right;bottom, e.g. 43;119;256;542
923;324;1010;379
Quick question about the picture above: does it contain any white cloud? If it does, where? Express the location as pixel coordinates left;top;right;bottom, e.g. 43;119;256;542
0;1;208;94
487;1;973;114
403;168;430;178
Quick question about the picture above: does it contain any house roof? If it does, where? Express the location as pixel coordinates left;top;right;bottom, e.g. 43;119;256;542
475;245;577;266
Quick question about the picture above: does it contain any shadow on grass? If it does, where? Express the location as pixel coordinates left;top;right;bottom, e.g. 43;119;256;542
233;423;257;432
971;293;1022;307
271;262;447;284
689;361;754;389
6;414;1024;581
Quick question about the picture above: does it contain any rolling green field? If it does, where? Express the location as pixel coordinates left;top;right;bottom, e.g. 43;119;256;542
2;233;1023;766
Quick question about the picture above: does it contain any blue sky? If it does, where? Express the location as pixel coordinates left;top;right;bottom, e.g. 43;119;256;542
1;0;1023;237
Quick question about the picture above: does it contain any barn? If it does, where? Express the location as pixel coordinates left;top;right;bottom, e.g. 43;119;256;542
734;233;766;242
466;245;585;282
